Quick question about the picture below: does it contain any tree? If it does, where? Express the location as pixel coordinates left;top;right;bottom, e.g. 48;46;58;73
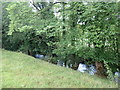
3;1;119;78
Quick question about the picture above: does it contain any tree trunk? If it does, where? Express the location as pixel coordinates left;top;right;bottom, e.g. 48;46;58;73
95;61;106;77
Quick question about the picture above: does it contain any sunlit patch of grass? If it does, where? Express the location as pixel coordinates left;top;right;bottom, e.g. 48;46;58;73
1;49;118;88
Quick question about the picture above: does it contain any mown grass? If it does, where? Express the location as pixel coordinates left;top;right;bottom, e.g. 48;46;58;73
1;49;118;88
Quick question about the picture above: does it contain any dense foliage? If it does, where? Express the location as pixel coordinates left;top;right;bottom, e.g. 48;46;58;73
2;1;120;78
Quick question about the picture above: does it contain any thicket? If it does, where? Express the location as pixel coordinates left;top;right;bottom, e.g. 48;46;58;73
2;1;120;78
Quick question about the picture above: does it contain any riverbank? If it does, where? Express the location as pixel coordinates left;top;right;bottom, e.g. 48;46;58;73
1;49;118;88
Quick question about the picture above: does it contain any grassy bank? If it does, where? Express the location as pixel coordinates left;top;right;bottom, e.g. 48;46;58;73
1;49;118;88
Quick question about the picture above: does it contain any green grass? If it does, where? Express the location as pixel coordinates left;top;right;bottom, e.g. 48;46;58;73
1;49;118;88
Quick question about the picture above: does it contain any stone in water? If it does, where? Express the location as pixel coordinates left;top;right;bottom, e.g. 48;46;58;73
114;72;120;83
88;64;97;75
35;54;44;59
57;60;64;66
77;63;88;72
